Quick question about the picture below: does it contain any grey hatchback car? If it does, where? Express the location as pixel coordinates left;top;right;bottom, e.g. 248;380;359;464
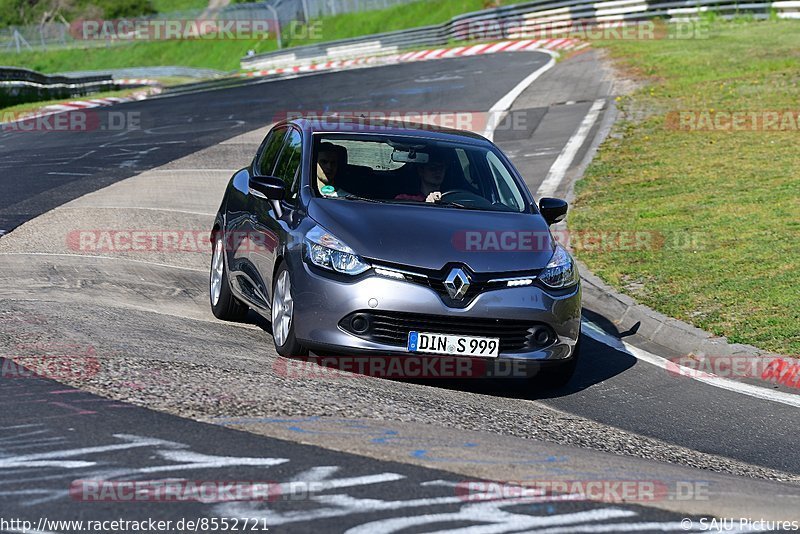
210;117;581;385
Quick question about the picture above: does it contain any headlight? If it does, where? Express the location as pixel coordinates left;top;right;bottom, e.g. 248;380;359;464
304;225;370;275
539;245;579;289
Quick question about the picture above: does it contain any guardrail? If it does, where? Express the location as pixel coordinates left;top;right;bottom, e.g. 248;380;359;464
241;0;800;70
0;67;115;108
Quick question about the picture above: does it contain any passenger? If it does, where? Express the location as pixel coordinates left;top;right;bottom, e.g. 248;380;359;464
395;149;448;203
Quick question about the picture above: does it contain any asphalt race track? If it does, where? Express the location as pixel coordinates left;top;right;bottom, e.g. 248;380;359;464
1;50;798;531
0;359;702;532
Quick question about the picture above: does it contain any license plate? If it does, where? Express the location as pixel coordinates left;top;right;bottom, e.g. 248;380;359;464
407;331;499;358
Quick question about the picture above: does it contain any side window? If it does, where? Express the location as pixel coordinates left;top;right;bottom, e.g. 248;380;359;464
273;128;303;203
257;127;287;176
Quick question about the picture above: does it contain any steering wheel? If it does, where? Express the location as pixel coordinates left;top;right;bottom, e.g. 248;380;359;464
440;189;476;199
438;189;492;207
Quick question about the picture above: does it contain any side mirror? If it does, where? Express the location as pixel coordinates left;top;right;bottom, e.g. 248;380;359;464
249;175;285;201
539;197;568;226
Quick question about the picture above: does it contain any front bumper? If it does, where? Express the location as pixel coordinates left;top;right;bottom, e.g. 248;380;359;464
290;259;581;363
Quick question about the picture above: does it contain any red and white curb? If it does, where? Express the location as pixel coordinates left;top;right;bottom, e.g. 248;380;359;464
243;38;587;79
0;86;162;129
116;78;161;87
38;86;162;114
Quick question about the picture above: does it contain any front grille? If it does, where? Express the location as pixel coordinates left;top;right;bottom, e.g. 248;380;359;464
339;311;556;353
371;261;539;308
405;273;506;307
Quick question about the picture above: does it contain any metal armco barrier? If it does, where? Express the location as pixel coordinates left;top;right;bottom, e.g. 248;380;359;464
0;67;114;108
241;0;800;70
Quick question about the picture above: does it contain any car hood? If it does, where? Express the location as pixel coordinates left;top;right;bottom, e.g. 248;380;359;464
307;199;556;273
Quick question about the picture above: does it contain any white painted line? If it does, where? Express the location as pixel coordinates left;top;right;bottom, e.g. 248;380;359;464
536;98;605;198
582;320;800;409
148;168;238;172
345;508;635;534
533;522;720;533
60;206;217;217
482;51;558;141
279;472;405;493
0;435;173;468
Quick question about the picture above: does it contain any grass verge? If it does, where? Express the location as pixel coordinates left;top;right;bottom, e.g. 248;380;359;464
571;19;800;354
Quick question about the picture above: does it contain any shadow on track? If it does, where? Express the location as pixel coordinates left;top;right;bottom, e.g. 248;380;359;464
248;309;638;402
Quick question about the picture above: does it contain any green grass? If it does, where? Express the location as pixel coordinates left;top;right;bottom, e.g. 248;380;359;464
0;0;524;73
150;0;208;12
571;19;800;354
0;39;267;73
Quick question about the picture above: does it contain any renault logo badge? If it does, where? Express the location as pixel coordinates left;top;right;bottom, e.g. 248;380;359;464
444;268;471;299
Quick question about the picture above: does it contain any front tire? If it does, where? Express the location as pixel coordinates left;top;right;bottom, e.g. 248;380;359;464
271;263;307;357
210;233;248;321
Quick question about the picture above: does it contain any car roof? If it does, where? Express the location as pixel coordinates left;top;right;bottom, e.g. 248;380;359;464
276;116;492;145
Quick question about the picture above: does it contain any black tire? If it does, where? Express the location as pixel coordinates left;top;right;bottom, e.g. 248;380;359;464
210;233;249;321
271;263;307;357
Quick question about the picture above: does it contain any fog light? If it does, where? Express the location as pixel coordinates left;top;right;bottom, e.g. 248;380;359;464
350;314;370;334
528;326;552;346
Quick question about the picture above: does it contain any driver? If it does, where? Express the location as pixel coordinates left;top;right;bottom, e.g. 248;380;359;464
316;142;351;197
395;149;447;203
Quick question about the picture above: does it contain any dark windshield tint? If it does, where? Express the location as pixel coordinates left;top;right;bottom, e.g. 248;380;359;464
312;135;527;213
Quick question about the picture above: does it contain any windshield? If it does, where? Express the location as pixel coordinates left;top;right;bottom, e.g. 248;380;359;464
312;134;528;213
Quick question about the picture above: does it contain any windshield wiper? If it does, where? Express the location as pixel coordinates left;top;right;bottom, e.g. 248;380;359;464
343;194;384;203
433;200;484;211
